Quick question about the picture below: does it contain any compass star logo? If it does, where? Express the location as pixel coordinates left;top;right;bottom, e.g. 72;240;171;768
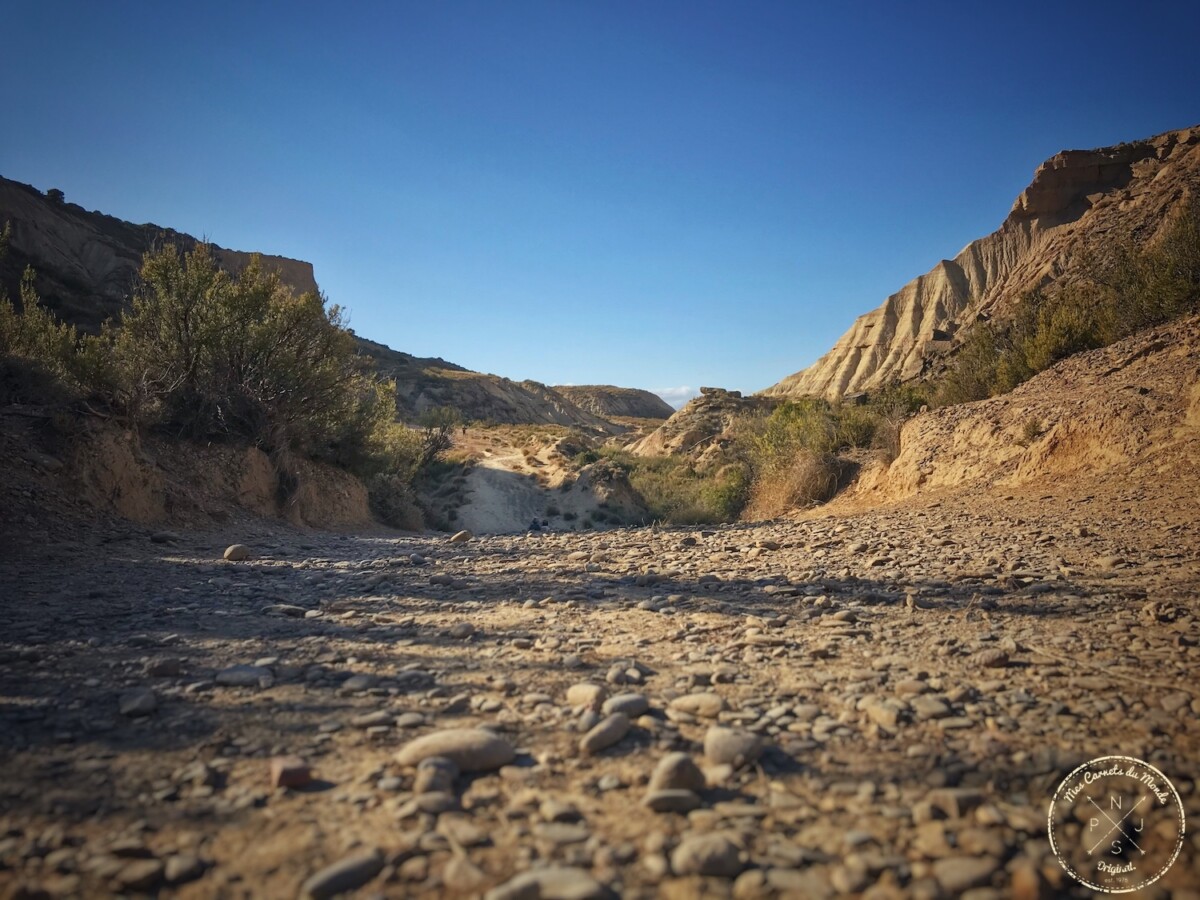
1048;755;1186;893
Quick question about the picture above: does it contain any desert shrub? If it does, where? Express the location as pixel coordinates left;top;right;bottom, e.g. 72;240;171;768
865;383;926;461
832;402;877;450
572;448;601;467
699;463;750;521
359;422;425;528
107;244;392;464
936;197;1200;405
607;451;740;525
0;267;113;399
1018;417;1044;447
1;243;436;525
730;395;903;518
742;450;840;519
415;405;462;468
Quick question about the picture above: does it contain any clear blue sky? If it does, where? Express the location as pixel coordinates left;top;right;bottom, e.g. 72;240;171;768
4;2;1198;405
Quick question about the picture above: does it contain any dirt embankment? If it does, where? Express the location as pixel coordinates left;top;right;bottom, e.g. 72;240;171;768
2;414;373;538
832;315;1200;511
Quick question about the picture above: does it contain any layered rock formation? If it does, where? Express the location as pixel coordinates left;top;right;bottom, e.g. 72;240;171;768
553;385;675;420
354;337;622;432
767;124;1200;399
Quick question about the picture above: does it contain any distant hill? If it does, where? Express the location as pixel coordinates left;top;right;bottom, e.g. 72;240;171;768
765;124;1200;399
0;175;650;433
355;336;620;432
553;385;674;419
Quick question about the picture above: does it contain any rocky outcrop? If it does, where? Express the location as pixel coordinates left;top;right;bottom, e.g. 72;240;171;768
767;124;1200;400
553;385;675;419
0;176;318;331
629;387;777;461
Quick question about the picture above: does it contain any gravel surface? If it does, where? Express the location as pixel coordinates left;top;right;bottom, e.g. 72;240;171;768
1;477;1198;898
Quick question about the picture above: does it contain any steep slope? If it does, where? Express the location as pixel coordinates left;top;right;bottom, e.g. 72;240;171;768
767;124;1200;399
0;176;318;331
834;313;1200;508
553;385;675;419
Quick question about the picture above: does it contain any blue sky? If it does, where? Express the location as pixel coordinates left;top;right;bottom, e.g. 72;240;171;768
3;2;1198;405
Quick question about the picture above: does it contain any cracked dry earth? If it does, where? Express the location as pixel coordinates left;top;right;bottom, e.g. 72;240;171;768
2;478;1199;899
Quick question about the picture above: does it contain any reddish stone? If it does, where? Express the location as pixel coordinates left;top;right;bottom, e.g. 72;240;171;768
269;755;311;788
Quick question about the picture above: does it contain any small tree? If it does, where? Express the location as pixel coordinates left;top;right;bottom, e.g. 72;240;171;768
417;405;462;469
46;189;65;204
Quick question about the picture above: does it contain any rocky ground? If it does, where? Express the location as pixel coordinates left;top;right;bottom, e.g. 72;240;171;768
2;468;1199;899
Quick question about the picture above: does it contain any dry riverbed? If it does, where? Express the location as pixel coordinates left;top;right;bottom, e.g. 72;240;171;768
1;479;1198;898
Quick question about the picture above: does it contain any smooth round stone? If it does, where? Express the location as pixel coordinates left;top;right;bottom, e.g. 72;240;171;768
223;544;250;561
415;791;460;814
643;789;702;813
395;729;514;772
300;850;384;899
668;692;726;718
703;727;763;769
350;710;393;729
602;693;649;717
215;665;273;688
567;682;607;710
414;756;459;794
670;833;743;877
648;752;706;792
579;713;630;755
119;688;157;717
484;866;612;900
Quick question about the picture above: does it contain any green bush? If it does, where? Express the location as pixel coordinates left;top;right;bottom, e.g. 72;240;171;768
605;450;743;525
108;244;393;464
0;267;112;399
0;242;436;524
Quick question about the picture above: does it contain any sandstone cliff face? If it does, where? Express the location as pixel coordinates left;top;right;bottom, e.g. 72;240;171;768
766;125;1200;400
0;176;318;330
553;385;675;419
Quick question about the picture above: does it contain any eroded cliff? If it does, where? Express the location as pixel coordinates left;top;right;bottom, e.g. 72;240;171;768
767;125;1200;399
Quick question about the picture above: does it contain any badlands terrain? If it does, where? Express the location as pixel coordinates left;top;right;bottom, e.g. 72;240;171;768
2;320;1199;898
2;126;1200;898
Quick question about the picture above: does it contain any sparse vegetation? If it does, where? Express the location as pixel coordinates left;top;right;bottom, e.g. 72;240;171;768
730;387;925;518
1019;417;1044;447
416;405;462;469
0;242;448;527
590;449;747;525
936;198;1200;405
